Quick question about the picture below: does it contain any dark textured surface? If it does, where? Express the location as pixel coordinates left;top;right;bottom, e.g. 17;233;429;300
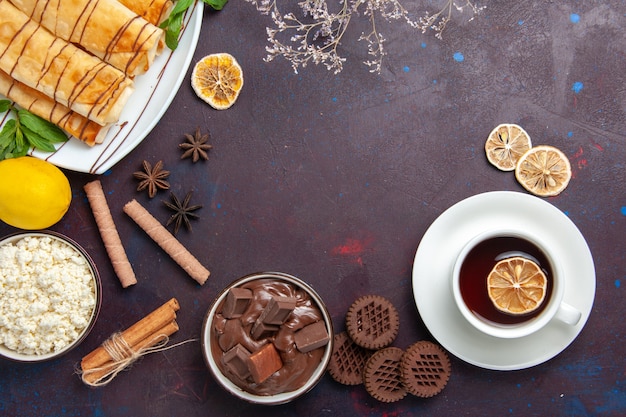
1;1;625;416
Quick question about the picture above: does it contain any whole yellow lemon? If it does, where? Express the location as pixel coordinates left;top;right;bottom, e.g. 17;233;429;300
0;157;72;229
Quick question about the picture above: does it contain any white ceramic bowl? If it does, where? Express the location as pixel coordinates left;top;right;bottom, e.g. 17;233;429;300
0;231;101;362
201;272;334;405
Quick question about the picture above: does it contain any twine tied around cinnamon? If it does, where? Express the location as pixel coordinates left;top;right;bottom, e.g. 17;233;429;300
78;332;197;387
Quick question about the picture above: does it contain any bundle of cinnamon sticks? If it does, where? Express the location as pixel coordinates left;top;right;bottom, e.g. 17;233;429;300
80;298;180;386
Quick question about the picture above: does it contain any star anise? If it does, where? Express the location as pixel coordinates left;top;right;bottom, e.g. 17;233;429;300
163;191;203;234
179;127;212;162
133;160;170;198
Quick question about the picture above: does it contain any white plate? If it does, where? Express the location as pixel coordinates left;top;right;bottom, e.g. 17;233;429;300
412;191;595;371
0;3;203;174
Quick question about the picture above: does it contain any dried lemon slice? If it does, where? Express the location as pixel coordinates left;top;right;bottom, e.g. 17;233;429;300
487;256;548;315
191;53;243;110
515;145;571;197
485;124;532;171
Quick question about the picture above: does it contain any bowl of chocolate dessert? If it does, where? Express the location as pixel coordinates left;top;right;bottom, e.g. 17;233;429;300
201;272;334;405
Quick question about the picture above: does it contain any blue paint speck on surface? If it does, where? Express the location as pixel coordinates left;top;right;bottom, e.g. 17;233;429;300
433;79;438;84
615;279;621;288
403;66;410;73
332;97;337;102
568;131;574;138
421;42;427;48
594;385;626;414
572;81;584;93
518;20;524;25
620;206;626;216
453;52;464;62
570;13;580;23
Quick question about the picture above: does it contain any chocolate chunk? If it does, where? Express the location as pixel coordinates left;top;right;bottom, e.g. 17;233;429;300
222;288;253;319
222;344;252;380
247;343;283;384
294;321;329;353
258;296;297;325
272;326;296;352
251;319;279;340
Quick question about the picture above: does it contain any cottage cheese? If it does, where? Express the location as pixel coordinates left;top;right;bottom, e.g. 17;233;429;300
0;235;96;355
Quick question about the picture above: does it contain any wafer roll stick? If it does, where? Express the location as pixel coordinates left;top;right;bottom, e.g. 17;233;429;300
84;180;137;288
123;199;210;285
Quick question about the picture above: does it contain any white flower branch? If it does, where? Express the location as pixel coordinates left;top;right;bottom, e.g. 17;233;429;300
245;0;485;74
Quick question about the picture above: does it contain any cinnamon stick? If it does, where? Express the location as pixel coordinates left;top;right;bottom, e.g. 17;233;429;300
84;180;137;288
133;321;180;351
123;199;210;285
80;298;180;372
81;320;179;384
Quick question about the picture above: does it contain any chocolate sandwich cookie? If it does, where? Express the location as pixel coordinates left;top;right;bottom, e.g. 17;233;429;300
363;347;407;403
328;332;372;385
345;295;399;350
400;341;451;398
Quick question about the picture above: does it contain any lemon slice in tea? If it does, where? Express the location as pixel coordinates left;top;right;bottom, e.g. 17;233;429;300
487;256;548;315
485;124;532;171
515;145;571;197
191;53;243;110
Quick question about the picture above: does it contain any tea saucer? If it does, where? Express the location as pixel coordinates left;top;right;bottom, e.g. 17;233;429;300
412;191;595;370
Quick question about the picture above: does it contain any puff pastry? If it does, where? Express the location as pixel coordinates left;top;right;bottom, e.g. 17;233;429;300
8;0;164;76
118;0;174;25
0;0;134;126
0;69;110;146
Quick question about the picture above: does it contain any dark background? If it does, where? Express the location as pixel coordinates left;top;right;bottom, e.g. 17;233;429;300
1;1;625;416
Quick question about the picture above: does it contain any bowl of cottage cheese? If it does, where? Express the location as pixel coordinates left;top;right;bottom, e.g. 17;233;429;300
0;231;101;362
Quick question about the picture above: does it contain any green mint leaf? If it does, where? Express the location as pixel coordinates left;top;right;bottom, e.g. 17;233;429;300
161;0;228;50
202;0;228;11
0;119;17;143
12;146;29;158
171;0;195;16
0;105;68;160
0;120;17;158
18;109;68;144
160;0;193;50
163;12;184;50
14;124;24;149
21;125;58;153
9;126;29;158
0;99;10;113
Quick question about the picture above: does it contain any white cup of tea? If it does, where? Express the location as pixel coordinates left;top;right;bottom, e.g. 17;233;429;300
451;228;581;339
